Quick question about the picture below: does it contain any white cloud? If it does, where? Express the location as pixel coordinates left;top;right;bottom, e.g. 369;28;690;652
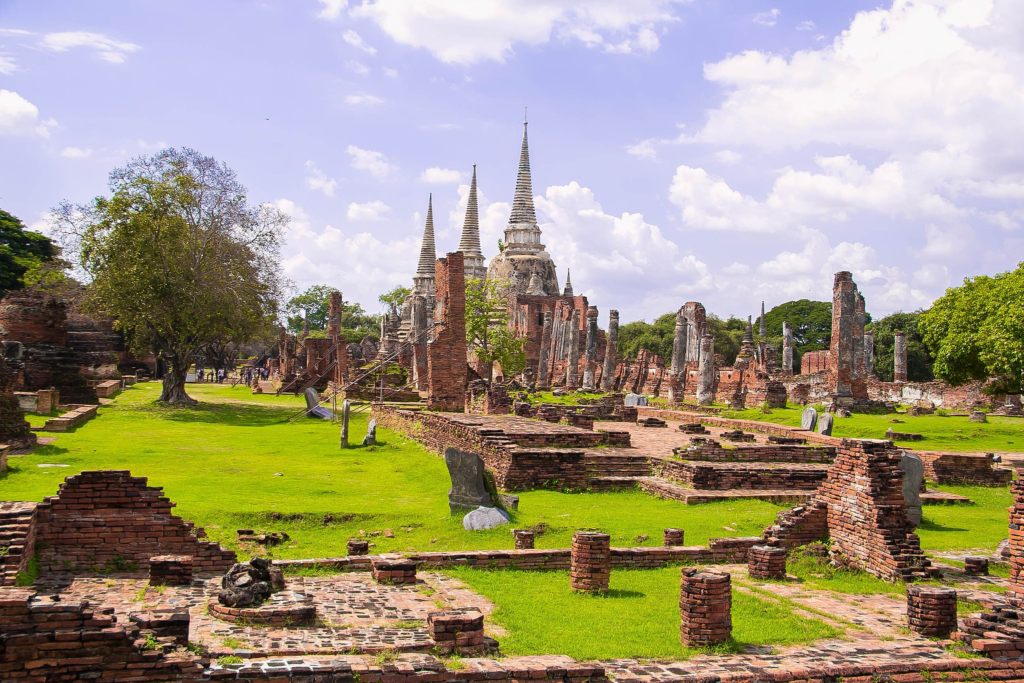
304;161;338;197
346;60;369;75
349;0;685;65
796;20;816;31
346;145;397;180
60;146;92;158
626;139;657;159
0;55;16;74
317;0;347;20
39;31;140;63
753;9;780;27
713;150;741;164
0;90;56;138
342;29;377;55
383;66;399;78
345;93;384;105
418;167;465;183
347;200;391;221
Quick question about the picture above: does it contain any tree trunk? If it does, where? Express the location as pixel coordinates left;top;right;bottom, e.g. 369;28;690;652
159;353;197;404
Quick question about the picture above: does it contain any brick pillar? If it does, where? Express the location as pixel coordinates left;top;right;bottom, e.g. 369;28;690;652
1007;479;1024;606
664;528;685;546
696;333;715;405
347;539;369;556
582;307;599;390
571;532;610;594
671;311;688;378
680;568;732;646
864;330;875;377
428;608;484;654
964;557;988;576
427;252;468;411
830;271;857;397
747;545;787;580
371;555;418;585
327;291;342;338
782;321;794;376
538;311;553;389
148;555;193;586
513;529;535;549
894;330;908;383
566;308;581;389
906;585;957;637
601;310;619;391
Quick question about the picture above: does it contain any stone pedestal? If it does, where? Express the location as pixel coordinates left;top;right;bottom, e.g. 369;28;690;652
571;532;610;594
680;569;732;646
371;556;418;585
964;557;989;576
348;539;369;556
513;529;535;549
427;608;485;654
907;585;957;637
747;546;787;580
148;555;193;586
664;528;685;546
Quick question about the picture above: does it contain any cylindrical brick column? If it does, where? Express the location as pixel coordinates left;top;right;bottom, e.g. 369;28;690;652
964;557;989;576
571;532;610;594
680;568;732;646
513;529;535;550
348;539;369;556
906;585;957;637
664;529;685;546
747;545;787;580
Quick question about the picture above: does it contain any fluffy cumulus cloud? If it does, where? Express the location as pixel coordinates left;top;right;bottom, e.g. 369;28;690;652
60;146;92;158
346;145;397;180
328;0;686;65
39;31;140;63
275;197;418;311
418;167;465;184
346;200;391;221
304;161;338;197
0;90;56;137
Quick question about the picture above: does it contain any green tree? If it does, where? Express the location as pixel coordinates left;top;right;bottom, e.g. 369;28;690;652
378;285;410;316
706;314;746;365
0;208;57;297
465;277;525;381
867;311;933;382
285;284;379;342
52;147;286;404
617;314;674;361
920;264;1024;393
760;299;833;354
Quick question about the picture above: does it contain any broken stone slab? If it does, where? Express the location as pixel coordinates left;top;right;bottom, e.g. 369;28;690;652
362;418;376;446
901;451;924;526
800;406;818;431
444;447;493;514
817;413;834;436
305;387;332;420
624;393;648;407
886;428;924;441
463;506;511;531
970;411;988;423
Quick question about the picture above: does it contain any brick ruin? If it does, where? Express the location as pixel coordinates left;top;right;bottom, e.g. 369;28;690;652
428;253;468;411
0;357;35;451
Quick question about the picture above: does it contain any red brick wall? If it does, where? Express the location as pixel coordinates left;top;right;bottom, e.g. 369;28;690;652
914;451;1011;486
428;253;468;411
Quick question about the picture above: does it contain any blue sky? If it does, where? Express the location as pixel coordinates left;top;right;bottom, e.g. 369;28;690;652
2;0;1022;324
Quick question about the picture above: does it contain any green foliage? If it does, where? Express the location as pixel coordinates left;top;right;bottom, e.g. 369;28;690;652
51;147;286;403
0;208;57;298
465;278;525;379
378;285;410;316
867;311;934;382
761;299;833;372
616;314;674;361
920;263;1024;392
217;655;244;666
14;556;38;586
706;314;746;365
286;284;378;340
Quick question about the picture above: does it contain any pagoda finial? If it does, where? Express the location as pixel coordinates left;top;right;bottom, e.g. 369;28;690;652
759;301;767;336
562;269;573;297
743;315;754;343
458;165;482;255
509;118;537;225
415;194;436;276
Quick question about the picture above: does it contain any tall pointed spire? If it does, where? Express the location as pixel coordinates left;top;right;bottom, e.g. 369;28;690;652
459;165;488;281
416;194;436;276
759;301;767;337
562;269;573;297
743;315;754;344
509;120;538;225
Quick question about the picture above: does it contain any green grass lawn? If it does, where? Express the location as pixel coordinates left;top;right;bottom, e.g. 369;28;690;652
3;383;783;559
443;565;840;660
723;405;1024;453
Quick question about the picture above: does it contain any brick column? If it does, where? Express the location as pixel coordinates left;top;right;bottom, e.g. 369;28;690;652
680;568;732;646
1010;479;1024;607
371;556;418;585
148;555;193;586
964;557;989;576
347;539;369;556
664;528;685;546
428;608;485;654
513;529;535;549
571;532;610;594
747;546;787;580
906;585;957;637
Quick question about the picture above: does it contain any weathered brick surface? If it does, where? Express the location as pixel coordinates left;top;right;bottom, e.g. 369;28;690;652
372;556;418;584
348;539;369;556
571;532;610;593
32;470;236;574
0;501;38;586
679;569;731;646
149;555;193;586
748;545;787;580
906;585;956;637
0;359;36;450
427;608;484;654
671;442;835;463
964;556;989;576
663;528;685;546
656;459;829;491
513;529;535;549
914;450;1011;486
428;253;468;411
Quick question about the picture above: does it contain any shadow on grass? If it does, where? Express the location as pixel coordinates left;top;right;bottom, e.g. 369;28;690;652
918;519;968;533
603;589;646;599
133;400;298;427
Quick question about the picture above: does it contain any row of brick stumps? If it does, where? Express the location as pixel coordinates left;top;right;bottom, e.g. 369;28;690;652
348;539;369;556
679;568;732;646
148;554;193;586
907;585;957;637
747;545;787;580
372;555;418;584
664;528;685;546
571;532;611;593
513;529;535;549
428;607;485;654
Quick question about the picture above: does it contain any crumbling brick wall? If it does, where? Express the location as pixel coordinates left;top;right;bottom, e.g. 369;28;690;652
0;502;38;586
33;470;236;574
914;451;1011;486
428;253;468;411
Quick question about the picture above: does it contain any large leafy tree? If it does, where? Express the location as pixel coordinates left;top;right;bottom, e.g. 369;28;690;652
466;277;525;381
760;299;833;354
867;311;933;382
0;208;58;297
52;148;286;404
920;264;1024;394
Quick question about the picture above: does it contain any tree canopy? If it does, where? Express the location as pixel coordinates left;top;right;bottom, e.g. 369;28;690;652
867;311;933;382
285;284;379;342
52;147;286;403
466;277;525;381
920;263;1024;393
0;208;58;298
617;312;747;365
759;299;833;354
378;285;410;316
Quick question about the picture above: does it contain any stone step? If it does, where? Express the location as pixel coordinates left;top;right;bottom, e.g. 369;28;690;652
637;476;813;505
921;489;974;505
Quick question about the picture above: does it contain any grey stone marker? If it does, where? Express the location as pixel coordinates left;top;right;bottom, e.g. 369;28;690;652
624;393;648;407
817;412;834;436
444;447;493;514
361;418;376;446
901;451;924;526
340;399;351;448
463;506;511;531
305;387;332;420
800;406;818;431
